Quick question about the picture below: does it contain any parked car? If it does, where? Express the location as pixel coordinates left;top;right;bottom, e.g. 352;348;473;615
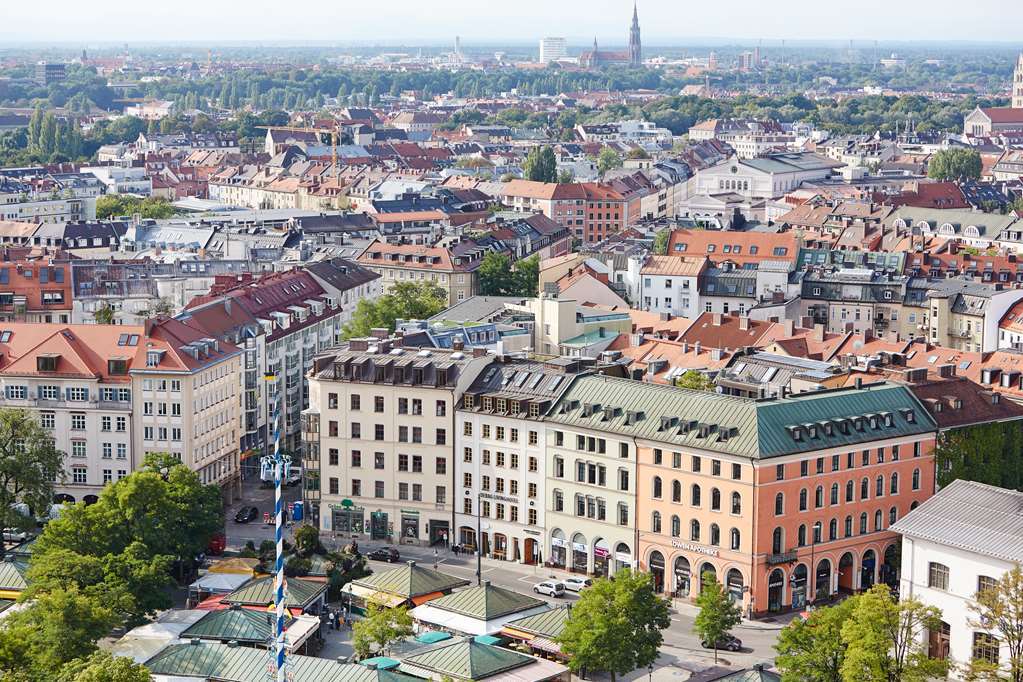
2;528;28;543
562;577;592;592
206;532;226;555
533;580;565;598
701;633;742;652
234;506;258;524
367;547;400;563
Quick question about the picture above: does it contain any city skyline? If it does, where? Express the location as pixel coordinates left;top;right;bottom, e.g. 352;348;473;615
1;0;1020;45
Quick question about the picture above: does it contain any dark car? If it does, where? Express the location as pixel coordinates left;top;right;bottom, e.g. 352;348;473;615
234;506;258;524
367;547;400;563
701;633;742;652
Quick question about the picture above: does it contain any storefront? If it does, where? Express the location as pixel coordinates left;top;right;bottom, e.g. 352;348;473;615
429;520;449;546
649;551;665;593
673;556;691;597
790;564;808;610
370;511;389;540
550;531;567;568
614;543;632;573
593;539;610;578
401;511;420;541
570;534;588;573
726;569;744;603
331;504;365;535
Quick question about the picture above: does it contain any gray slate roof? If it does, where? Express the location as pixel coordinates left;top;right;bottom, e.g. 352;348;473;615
890;479;1023;564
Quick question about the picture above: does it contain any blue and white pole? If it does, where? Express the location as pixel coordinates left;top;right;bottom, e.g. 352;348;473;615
262;374;291;682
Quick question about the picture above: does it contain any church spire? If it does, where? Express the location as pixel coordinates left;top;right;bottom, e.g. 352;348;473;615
629;2;642;68
1013;51;1023;109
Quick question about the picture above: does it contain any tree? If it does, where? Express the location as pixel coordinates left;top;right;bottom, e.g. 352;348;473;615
557;168;575;184
479;253;519;296
627;147;651;159
0;587;118;680
0;408;65;530
693;572;742;664
92;302;115;325
523;145;557;183
841;584;948;682
775;597;856;682
559;568;671;681
515;255;540;297
1010;197;1023;217
342;282;448;338
966;564;1023;682
675;370;714;391
597;147;623;176
928;148;982;181
139;296;174;319
96;195;175;221
57;651;152;682
294;524;323;556
934;423;1023;492
352;601;413;659
652;230;669;255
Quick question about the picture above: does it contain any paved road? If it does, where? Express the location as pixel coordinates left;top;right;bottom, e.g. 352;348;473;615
224;476;302;549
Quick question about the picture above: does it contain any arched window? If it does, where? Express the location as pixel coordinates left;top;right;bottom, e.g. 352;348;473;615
730;528;740;550
815;485;824;508
844;515;853;537
690;519;701;542
859;512;868;534
672;480;681;503
874;509;883;531
653;476;662;499
829;518;838;541
710;524;721;546
711;488;721;511
890;472;899;495
797;524;807;546
861;478;869;500
876;475;884;497
846;480;854;502
911;500;919;510
912;468;921;491
772;527;783;554
691;484;702;506
889;506;897;525
799;488;808;511
830;483;839;505
775;492;784;516
651;511;662;533
670;514;680;538
731;492;741;515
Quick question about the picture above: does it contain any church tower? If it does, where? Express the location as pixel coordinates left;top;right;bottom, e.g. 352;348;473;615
1013;52;1023;109
629;2;642;68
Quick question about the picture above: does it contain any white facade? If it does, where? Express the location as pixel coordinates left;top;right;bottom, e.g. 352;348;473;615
639;272;700;318
539;38;567;64
81;166;153;196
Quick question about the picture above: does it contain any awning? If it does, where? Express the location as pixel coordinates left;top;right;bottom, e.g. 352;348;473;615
416;631;452;644
285;615;321;652
341;582;407;608
474;635;501;645
0;590;21;600
529;637;563;655
410;591;444;606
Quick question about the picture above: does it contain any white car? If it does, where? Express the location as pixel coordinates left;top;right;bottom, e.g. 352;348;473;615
2;528;28;543
533;580;565;598
562;577;592;592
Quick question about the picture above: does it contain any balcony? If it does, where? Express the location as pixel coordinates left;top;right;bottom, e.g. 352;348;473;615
766;551;798;565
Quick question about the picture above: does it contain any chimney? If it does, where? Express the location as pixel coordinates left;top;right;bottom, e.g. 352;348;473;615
711;348;723;361
370;327;389;340
681;341;689;353
937;363;955;378
712;313;723;326
855;377;863;389
739;317;750;331
813;323;826;342
781;319;794;336
694;341;702;355
452;337;464;351
472;347;488;358
800;316;814;329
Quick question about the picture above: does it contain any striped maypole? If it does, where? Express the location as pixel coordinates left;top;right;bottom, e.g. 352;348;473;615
272;393;286;682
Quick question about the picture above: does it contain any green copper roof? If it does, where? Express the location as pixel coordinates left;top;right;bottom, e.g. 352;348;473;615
399;638;533;680
503;605;571;638
180;605;293;644
417;631;453;644
223;576;326;609
546;376;936;459
146;641;420;682
426;583;547;620
353;562;469;599
0;559;29;591
700;668;782;682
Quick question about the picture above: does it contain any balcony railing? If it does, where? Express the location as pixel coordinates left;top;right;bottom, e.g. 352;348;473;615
766;551;798;565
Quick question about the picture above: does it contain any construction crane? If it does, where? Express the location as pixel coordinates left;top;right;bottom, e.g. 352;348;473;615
255;124;343;176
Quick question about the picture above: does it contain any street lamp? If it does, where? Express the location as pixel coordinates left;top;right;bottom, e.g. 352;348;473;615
464;490;482;585
809;521;822;604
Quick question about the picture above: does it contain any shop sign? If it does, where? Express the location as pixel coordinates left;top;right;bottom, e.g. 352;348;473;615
572;543;587;552
551;537;567;548
669;539;720;557
594;547;610;558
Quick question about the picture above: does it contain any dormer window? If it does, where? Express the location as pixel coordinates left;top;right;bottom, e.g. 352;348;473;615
146;350;165;367
107;358;129;376
36;355;58;372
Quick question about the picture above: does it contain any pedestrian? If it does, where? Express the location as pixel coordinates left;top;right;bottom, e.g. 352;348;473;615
327;609;335;630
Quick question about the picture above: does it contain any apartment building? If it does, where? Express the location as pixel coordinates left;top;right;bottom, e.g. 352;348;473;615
638;255;708;318
356;239;482;306
305;337;489;544
544;375;937;617
0;256;72;323
454;358;583;565
0;319;242;502
892;480;1021;678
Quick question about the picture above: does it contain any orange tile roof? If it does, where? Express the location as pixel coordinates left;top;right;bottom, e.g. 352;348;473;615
676;312;786;350
608;334;733;384
640;255;708;277
356;239;463;271
666;229;798;266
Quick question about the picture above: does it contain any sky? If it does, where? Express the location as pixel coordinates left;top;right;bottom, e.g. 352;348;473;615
1;0;1020;45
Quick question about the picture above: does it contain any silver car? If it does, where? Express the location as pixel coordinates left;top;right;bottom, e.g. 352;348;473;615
533;580;566;597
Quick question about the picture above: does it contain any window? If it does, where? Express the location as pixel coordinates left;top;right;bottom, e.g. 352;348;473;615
978;575;998;595
690;519;700;542
463;422;473;436
71;413;86;430
859;512;868;535
691;484;701;506
651;511;662;533
653;476;662;498
874;509;883;531
730;528;740;550
731;492;741;515
889;506;897;525
350;394;361;410
374;396;384;413
928;562;950;590
731;463;741;480
351;423;361;439
72;467;87;484
973;633;1000;665
772;527;783;554
799;488;808;511
711;488;721;511
710;524;721;546
672;480;681;503
861;478;869;500
845;516;853;537
815;485;823;508
375;481;384;498
712;460;721;476
436;457;446;475
692;456;702;473
102;442;112;459
829;518;838;541
890;473;899;495
846;480;854;502
798;524;807;547
876;475;884;497
800;460;808;477
71;440;86;458
374;453;385;469
776;463;785;480
775;492;784;516
830;483;839;505
912;468;921;491
374;424;384;441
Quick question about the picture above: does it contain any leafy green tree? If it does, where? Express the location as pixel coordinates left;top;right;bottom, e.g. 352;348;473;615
1010;197;1023;216
627;147;651;159
928;148;982;181
935;423;1023;492
92;303;115;325
515;255;540;297
559;568;671;681
96;195;175;220
0;408;65;531
285;556;312;577
352;601;413;658
57;651;152;682
840;584;947;682
294;524;323;556
342;281;448;338
966;564;1023;682
0;587;118;680
597;147;623;176
523;145;557;183
653;230;669;255
557;168;575;183
693;573;742;663
479;253;519;296
675;370;714;391
775;597;856;682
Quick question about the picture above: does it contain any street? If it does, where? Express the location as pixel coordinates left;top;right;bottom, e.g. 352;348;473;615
223;478;784;676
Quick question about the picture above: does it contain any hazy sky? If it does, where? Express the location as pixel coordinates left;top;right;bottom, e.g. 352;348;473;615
1;0;1020;45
